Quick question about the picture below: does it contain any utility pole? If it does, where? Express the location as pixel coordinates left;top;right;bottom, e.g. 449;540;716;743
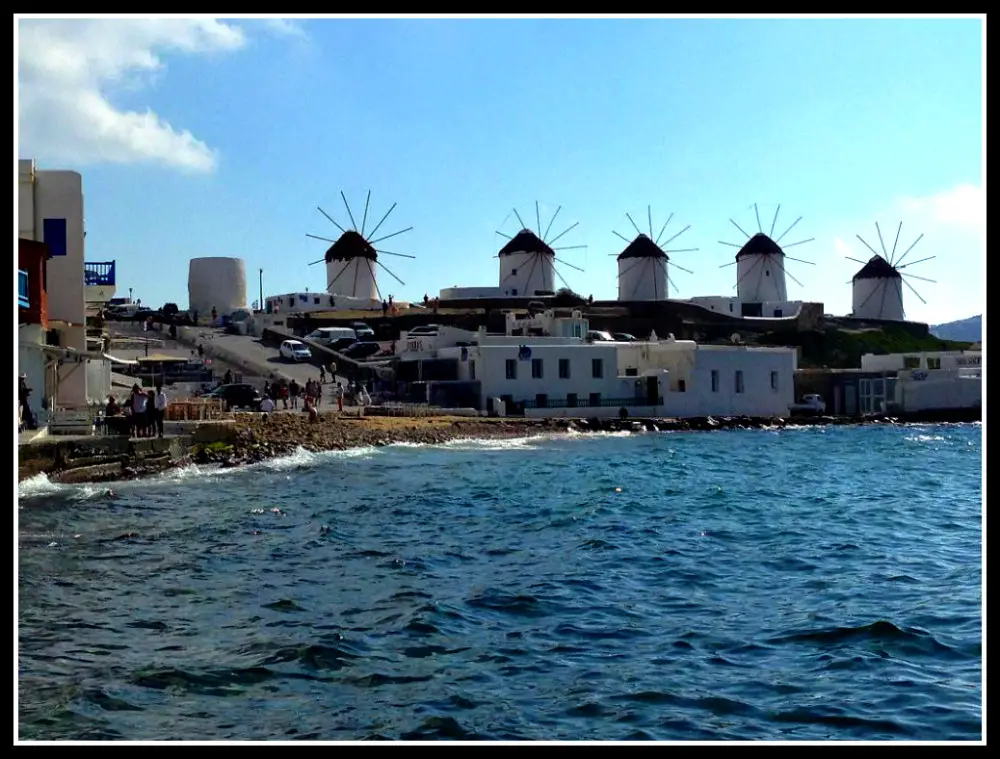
129;286;133;304
259;269;264;313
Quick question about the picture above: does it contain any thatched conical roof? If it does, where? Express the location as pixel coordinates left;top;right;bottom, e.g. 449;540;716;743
498;229;554;257
852;254;901;281
325;230;377;263
617;234;668;261
735;232;784;261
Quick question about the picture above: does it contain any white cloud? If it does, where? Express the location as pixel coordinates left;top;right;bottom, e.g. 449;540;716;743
897;183;985;232
260;18;307;38
17;18;251;173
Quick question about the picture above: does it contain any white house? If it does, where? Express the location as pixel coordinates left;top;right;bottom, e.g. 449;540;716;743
397;309;798;418
686;296;804;319
860;350;981;413
18;158;111;410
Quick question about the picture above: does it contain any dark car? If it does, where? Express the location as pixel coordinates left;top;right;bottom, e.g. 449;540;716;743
330;337;358;352
612;333;637;342
162;302;179;317
342;341;382;360
351;322;375;339
203;383;263;411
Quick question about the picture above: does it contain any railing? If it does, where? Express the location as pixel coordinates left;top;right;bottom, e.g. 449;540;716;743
521;396;664;409
84;261;116;286
18;269;29;308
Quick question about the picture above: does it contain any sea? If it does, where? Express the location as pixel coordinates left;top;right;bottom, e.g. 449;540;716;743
17;423;983;742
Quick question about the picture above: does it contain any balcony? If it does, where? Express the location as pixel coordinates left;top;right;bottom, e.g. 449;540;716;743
18;269;29;309
84;261;116;286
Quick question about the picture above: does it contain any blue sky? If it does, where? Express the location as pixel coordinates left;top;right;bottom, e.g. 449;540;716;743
17;16;984;324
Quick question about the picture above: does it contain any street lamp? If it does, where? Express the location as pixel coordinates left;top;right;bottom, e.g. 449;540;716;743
259;268;263;313
129;287;133;303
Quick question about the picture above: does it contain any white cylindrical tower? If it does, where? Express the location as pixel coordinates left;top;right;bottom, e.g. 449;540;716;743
188;257;248;316
851;256;904;321
324;231;379;301
498;230;555;297
617;235;668;301
735;233;787;302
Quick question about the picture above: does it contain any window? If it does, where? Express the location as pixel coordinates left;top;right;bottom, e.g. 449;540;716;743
592;358;604;379
765;269;770;277
535;393;548;408
511;268;518;276
903;356;920;369
531;358;544;379
678;379;686;393
589;392;601;407
735;370;744;394
770;371;778;391
729;303;734;312
926;357;941;370
313;297;321;305
42;218;68;257
567;393;578;408
505;359;517;380
511;289;518;296
288;297;295;308
558;358;571;379
470;360;476;380
711;369;720;392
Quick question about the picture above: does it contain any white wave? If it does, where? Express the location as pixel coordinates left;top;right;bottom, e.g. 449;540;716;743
906;434;947;443
17;473;64;499
251;445;380;472
437;436;540;451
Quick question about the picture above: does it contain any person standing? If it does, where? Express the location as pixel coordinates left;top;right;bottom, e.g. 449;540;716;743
131;384;147;438
289;379;300;409
328;360;337;382
154;384;168;438
319;365;326;384
334;382;344;412
18;375;36;430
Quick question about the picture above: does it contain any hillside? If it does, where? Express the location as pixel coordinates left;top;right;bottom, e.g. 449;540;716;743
930;315;981;343
756;326;974;369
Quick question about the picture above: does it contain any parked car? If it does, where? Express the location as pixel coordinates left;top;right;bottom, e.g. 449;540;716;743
203;383;263;411
330;337;359;352
351;321;375;339
587;330;615;342
407;324;440;336
789;394;827;415
279;339;312;362
342;341;382;360
612;333;637;342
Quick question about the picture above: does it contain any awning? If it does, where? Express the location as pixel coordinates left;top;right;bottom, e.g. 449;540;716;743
136;353;189;363
104;354;139;366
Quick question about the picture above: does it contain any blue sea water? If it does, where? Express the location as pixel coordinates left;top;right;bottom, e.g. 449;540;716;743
17;423;982;742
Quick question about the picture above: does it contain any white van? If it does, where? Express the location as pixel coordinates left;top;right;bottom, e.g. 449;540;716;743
306;327;358;346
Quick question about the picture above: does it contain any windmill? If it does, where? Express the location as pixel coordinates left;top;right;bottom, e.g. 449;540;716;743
718;203;815;303
846;222;934;321
306;191;415;303
610;206;698;301
494;202;587;297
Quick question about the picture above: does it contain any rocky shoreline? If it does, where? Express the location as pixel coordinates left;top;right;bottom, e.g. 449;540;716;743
21;409;979;486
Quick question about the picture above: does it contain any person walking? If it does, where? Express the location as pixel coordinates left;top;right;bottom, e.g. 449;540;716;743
328;360;337;382
154;384;168;438
334;382;344;412
319;365;326;384
289;379;300;409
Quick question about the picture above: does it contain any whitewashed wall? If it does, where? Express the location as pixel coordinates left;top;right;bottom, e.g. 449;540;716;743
498;251;555;297
852;276;904;321
618;257;668;301
188;257;248;316
439;286;504;300
326;257;379;301
861;351;982;372
896;373;981;411
736;254;787;302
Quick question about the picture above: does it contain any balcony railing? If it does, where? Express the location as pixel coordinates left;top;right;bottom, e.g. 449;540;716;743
18;269;29;309
84;261;116;286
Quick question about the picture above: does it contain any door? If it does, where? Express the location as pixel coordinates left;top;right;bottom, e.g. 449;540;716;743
844;385;857;416
646;376;659;405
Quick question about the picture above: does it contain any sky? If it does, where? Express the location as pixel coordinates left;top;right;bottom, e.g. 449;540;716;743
15;15;984;325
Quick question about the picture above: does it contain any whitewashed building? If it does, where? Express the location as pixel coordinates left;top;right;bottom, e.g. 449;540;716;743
397;309;797;418
860;350;981;413
18;158;111;410
686;295;804;319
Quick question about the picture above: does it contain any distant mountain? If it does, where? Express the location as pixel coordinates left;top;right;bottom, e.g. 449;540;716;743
930;315;981;343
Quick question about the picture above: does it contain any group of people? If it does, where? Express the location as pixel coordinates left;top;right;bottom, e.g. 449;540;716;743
105;384;168;438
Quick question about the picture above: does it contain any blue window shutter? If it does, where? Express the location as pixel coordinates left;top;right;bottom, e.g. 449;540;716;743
43;218;68;257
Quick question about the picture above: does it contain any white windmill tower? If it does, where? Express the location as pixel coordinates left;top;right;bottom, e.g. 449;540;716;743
718;204;815;302
305;191;416;303
494;202;587;297
847;222;935;321
610;207;698;301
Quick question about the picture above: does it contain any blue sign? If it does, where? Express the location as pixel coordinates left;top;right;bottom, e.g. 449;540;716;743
18;269;29;309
